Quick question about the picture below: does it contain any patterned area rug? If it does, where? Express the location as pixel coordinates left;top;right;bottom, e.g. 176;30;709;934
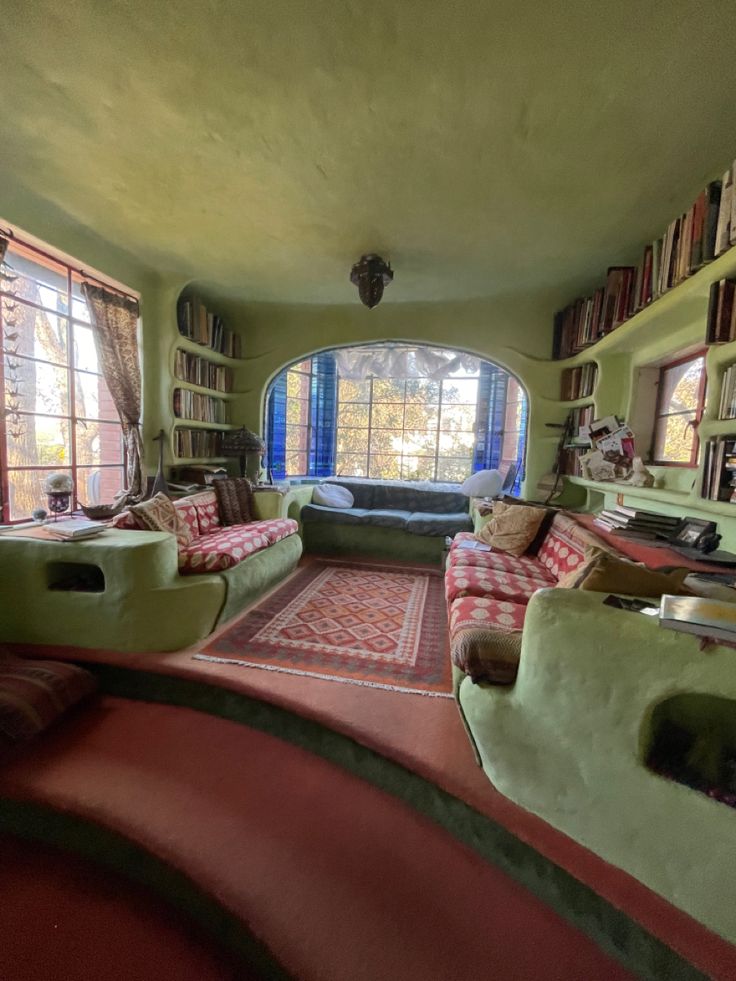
195;560;451;697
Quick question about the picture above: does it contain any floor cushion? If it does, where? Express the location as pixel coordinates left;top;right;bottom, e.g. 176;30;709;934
0;655;98;748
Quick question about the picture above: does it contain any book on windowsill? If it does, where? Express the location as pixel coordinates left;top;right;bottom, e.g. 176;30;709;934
659;594;736;642
44;519;107;541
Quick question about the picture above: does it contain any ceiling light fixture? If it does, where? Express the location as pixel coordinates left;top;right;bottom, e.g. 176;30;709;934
350;254;393;309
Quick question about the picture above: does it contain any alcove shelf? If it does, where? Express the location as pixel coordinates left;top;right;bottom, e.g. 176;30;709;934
556;245;736;368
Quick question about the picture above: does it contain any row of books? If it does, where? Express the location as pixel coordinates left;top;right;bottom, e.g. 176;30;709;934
705;279;736;345
173;388;229;424
560;363;597;401
592;505;682;541
717;362;736;420
701;436;736;503
177;296;242;359
553;161;736;360
174;348;234;393
568;404;593;442
558;445;586;477
173;427;223;459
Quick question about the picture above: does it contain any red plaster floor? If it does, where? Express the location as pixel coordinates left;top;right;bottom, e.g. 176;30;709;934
23;637;736;980
0;833;244;981
0;696;634;981
9;556;736;979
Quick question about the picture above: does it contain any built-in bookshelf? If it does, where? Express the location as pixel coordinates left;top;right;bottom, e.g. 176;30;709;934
701;435;736;503
717;362;736;419
177;294;242;359
173;388;229;425
560;363;597;401
174;348;234;393
170;290;247;465
553;161;736;360
173;427;225;460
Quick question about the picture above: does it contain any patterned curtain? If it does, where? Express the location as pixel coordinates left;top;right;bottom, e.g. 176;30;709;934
81;283;144;500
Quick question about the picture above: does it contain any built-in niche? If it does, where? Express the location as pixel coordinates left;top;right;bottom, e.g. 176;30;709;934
46;562;105;593
646;693;736;810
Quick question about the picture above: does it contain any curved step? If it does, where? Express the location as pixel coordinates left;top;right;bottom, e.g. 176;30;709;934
0;696;634;981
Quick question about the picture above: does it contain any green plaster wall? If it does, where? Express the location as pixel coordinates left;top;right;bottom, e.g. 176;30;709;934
193;288;566;497
552;246;736;551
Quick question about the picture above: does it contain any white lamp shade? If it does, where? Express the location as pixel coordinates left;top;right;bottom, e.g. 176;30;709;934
459;469;503;498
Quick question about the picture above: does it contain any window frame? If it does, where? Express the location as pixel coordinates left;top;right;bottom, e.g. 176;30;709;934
0;233;133;523
283;358;313;477
650;349;707;468
335;372;480;483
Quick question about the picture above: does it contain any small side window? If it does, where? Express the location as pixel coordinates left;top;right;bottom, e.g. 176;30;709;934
651;353;706;466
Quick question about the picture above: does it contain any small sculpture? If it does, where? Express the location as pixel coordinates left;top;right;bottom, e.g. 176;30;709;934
43;472;73;520
628;456;655;487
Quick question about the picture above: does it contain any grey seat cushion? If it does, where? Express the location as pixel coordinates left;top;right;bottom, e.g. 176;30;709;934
301;505;371;526
325;478;467;513
361;508;411;530
301;504;412;530
406;511;473;536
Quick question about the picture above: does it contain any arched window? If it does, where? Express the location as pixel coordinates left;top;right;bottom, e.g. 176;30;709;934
264;344;527;489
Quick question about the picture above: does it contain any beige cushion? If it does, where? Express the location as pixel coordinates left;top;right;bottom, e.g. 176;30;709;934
476;501;546;557
129;492;193;547
557;547;691;596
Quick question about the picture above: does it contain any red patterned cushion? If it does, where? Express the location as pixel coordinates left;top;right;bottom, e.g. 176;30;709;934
187;490;222;536
0;654;98;747
110;509;139;530
448;596;526;683
178;518;298;573
173;500;200;541
449;546;554;582
536;512;624;581
444;565;543;605
260;517;299;545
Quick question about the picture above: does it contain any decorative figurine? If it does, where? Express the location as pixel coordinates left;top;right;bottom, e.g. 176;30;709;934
43;472;73;520
628;456;655;487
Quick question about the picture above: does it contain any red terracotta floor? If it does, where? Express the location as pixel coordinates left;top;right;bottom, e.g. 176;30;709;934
0;833;243;981
37;637;736;980
0;696;634;981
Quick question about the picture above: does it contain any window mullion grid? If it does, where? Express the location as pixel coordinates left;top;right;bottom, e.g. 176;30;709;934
367;377;374;477
434;380;444;481
66;267;80;507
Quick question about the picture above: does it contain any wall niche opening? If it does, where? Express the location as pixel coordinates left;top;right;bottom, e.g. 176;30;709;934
647;693;736;810
46;562;105;593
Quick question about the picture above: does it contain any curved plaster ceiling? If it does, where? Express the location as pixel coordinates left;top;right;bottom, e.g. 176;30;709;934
2;0;736;305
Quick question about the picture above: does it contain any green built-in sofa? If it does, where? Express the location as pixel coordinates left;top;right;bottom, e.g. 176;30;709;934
0;489;302;653
297;477;473;562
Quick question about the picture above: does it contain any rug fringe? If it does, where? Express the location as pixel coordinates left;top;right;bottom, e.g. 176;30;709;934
192;655;453;698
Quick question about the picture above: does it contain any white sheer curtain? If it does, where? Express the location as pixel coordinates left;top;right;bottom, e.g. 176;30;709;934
333;344;479;380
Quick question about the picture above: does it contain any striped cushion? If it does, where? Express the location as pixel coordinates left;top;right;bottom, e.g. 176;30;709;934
0;655;98;747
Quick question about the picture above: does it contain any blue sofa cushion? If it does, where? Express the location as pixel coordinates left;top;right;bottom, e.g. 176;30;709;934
325;478;467;513
301;505;371;526
406;511;473;537
362;508;412;530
